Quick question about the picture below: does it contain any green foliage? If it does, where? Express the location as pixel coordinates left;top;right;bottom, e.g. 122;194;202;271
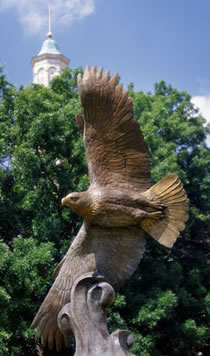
0;237;56;355
0;66;16;167
0;67;88;354
0;68;209;355
113;81;210;355
1;67;88;248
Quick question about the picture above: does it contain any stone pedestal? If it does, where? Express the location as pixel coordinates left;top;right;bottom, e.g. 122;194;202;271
57;273;135;356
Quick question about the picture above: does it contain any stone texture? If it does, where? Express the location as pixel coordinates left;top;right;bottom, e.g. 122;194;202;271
57;273;135;356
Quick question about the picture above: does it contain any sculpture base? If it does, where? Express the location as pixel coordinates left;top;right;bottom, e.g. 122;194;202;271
57;272;135;356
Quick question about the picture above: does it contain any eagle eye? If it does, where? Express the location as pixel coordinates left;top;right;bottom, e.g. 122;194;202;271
71;196;79;202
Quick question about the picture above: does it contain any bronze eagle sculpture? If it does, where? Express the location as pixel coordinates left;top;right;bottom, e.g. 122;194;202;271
31;66;188;351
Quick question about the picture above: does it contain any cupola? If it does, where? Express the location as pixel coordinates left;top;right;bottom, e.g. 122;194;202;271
31;7;70;87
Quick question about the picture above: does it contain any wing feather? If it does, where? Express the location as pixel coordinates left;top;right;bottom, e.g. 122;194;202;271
77;66;151;192
32;223;145;350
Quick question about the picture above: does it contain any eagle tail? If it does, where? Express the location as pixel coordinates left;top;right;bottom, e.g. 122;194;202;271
141;174;189;248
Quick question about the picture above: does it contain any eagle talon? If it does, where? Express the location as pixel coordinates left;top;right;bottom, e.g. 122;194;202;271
148;201;166;210
148;211;166;219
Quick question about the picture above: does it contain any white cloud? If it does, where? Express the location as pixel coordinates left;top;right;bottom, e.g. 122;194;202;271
0;0;95;35
191;95;210;124
191;95;210;146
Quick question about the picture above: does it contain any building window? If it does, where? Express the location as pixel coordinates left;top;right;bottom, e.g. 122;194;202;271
37;68;45;85
49;66;59;82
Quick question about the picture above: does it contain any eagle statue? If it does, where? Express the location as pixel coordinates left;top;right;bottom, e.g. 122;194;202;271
31;66;188;351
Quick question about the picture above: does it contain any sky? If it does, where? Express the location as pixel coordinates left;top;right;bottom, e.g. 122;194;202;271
0;0;210;142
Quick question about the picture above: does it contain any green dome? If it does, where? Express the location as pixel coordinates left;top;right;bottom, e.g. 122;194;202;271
38;37;61;56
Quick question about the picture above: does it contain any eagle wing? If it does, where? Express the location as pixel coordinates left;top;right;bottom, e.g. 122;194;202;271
77;66;151;192
31;223;145;351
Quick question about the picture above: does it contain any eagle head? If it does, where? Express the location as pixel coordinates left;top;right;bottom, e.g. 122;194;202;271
61;191;93;219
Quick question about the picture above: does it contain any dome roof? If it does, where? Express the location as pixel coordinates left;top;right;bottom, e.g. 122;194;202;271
38;35;61;56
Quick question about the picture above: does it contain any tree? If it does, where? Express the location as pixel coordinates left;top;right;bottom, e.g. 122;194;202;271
0;67;88;355
108;81;210;356
0;69;209;355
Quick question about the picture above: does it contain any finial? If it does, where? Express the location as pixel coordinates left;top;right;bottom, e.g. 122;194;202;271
47;4;53;38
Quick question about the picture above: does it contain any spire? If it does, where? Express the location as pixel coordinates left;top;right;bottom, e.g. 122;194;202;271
47;4;53;38
31;3;70;87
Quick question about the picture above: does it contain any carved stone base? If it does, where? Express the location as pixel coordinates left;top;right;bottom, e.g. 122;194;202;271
57;272;135;356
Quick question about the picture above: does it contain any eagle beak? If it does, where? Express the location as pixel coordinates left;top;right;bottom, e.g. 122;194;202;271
61;195;71;207
61;193;79;208
61;196;67;207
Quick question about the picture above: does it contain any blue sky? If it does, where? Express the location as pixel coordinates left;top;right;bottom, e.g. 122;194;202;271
1;0;210;132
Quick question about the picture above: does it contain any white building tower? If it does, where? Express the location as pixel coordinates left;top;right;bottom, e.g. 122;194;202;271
31;8;69;87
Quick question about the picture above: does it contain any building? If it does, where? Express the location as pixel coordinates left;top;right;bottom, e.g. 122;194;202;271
31;31;70;87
